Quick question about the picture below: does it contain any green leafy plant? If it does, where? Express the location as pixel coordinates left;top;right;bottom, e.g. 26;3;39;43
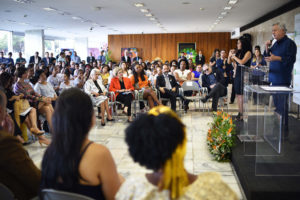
207;111;236;162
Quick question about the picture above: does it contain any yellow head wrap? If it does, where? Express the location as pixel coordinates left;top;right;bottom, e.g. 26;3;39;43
148;105;189;199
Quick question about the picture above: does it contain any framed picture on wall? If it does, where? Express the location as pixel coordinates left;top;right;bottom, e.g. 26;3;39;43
177;43;197;62
121;48;138;58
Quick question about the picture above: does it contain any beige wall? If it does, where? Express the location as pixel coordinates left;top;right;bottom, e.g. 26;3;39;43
241;7;300;50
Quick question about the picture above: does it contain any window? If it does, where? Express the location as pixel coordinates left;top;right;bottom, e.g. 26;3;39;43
0;30;10;55
13;34;24;54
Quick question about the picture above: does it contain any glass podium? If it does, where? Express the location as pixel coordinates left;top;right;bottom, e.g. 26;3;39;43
237;66;300;176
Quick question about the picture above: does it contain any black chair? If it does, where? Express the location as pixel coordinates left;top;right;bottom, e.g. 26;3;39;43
41;189;95;200
0;182;15;200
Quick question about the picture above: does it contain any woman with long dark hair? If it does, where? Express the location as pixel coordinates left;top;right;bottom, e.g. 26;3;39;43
41;88;122;200
228;36;252;120
130;63;161;109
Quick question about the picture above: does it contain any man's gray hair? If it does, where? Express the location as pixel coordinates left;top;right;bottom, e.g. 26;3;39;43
273;22;287;32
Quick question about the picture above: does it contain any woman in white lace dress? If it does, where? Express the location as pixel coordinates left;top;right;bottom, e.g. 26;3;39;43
84;69;114;126
116;106;237;200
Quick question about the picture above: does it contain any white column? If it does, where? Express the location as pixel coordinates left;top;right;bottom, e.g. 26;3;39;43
74;37;88;62
25;29;44;62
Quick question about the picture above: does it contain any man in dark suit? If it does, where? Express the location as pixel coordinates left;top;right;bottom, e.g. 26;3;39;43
201;65;227;111
87;52;95;64
42;52;50;66
29;52;41;64
121;49;131;66
195;50;205;66
132;52;142;63
156;64;179;111
49;52;56;65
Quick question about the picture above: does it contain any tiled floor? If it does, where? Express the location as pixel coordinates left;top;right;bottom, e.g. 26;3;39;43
24;102;245;200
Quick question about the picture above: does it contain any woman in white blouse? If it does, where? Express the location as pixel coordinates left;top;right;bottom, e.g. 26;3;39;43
84;69;114;126
34;70;57;103
59;69;74;95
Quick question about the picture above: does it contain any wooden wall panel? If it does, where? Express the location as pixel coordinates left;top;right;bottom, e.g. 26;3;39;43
108;32;237;63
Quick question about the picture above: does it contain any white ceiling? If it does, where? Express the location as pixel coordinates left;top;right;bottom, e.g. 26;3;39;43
0;0;292;39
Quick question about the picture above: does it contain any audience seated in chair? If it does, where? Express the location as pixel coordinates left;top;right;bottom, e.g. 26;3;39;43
0;90;41;200
84;69;114;126
14;66;54;132
174;59;192;112
116;105;237;200
0;72;49;145
130;63;161;109
201;64;227;112
109;67;134;122
156;64;179;111
40;88;123;200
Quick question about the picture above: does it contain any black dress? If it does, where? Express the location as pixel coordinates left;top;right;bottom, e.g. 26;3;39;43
234;51;252;95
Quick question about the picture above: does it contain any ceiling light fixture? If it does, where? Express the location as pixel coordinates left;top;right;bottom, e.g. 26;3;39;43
149;17;156;21
224;6;232;10
140;8;149;13
214;22;218;25
221;12;227;15
216;19;221;22
43;7;57;11
19;22;29;25
218;16;224;19
228;0;238;5
13;0;34;4
145;13;153;17
199;7;204;11
72;16;83;20
134;3;144;7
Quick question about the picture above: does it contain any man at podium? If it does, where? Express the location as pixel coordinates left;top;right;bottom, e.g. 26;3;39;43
264;22;297;128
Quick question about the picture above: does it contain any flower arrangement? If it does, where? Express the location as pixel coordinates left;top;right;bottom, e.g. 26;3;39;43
207;111;236;162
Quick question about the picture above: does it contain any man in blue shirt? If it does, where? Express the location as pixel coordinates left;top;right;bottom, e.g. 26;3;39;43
6;52;14;67
97;50;106;64
264;22;297;129
16;52;26;65
71;51;81;64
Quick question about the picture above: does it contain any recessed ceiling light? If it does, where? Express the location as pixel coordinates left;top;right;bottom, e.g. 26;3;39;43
224;6;232;10
134;3;144;7
221;12;227;15
72;16;82;20
229;0;238;5
199;7;204;11
43;7;57;11
182;2;191;5
145;13;153;17
149;17;156;21
214;22;218;25
140;8;149;13
218;16;224;19
19;22;29;25
14;0;34;4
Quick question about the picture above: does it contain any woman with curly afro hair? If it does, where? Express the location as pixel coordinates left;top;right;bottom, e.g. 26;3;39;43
116;105;237;200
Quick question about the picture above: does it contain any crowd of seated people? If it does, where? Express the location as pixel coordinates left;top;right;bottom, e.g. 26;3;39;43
0;38;261;144
0;44;260;199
